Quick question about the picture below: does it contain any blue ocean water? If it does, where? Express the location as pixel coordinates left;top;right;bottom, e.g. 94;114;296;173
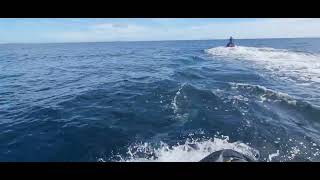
1;38;320;162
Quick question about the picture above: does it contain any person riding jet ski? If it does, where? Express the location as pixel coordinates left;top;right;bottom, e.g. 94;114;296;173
226;36;235;47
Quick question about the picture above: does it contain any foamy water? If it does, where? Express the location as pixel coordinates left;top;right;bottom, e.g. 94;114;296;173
206;46;320;84
228;82;299;105
112;135;259;162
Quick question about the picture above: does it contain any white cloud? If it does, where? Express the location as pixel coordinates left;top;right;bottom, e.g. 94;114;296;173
91;23;130;30
52;23;170;42
186;18;320;39
266;18;317;23
49;18;320;42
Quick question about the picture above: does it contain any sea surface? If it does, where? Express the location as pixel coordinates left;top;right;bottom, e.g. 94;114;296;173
1;38;320;162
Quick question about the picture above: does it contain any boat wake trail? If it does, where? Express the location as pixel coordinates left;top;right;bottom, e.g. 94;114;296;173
206;46;320;84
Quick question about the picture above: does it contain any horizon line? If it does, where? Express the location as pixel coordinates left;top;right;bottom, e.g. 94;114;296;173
1;36;319;45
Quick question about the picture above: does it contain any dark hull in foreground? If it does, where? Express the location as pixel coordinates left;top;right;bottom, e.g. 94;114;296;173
200;149;256;162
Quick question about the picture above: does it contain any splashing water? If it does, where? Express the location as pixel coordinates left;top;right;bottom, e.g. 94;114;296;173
112;136;259;162
206;46;320;84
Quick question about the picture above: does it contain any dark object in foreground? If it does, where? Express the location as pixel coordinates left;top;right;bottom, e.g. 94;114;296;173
226;36;235;47
199;149;256;162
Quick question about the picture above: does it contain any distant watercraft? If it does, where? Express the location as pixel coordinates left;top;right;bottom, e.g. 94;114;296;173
226;36;235;47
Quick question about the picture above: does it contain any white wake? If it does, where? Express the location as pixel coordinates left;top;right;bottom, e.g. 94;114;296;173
113;136;259;162
206;46;320;84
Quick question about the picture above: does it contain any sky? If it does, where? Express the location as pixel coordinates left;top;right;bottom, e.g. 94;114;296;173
0;18;320;43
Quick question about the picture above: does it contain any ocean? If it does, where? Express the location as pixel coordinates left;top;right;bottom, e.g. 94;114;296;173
1;38;320;162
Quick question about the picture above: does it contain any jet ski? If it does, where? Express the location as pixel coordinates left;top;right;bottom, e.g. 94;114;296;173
199;149;256;162
226;36;235;47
